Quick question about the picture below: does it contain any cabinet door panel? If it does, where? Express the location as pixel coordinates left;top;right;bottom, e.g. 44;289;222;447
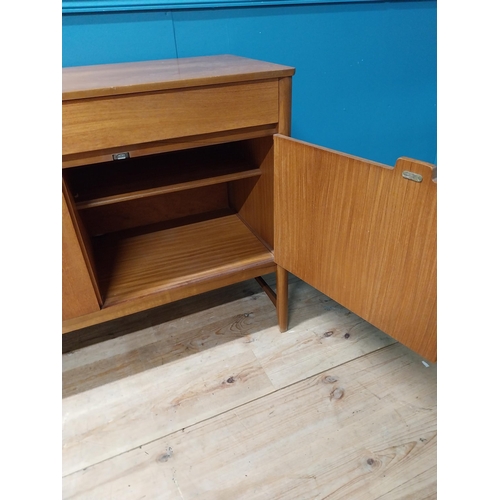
62;192;101;321
275;135;436;362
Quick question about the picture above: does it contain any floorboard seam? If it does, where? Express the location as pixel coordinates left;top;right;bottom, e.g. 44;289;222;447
62;341;399;478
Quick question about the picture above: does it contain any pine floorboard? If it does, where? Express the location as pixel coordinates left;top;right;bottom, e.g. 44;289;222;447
62;274;436;499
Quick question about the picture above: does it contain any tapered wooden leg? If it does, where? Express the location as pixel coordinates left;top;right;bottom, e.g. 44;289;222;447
276;265;288;332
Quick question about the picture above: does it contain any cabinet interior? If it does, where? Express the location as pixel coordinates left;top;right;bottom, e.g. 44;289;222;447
63;136;275;308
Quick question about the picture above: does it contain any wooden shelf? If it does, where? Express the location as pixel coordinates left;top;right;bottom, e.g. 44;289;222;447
65;142;260;209
94;214;275;308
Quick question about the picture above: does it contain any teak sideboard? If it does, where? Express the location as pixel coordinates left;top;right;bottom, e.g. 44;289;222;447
62;55;437;363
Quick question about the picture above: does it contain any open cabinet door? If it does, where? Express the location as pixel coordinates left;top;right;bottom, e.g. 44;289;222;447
62;189;102;321
274;135;437;362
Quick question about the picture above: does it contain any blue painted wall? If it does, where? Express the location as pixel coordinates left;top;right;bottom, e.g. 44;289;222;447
62;1;436;166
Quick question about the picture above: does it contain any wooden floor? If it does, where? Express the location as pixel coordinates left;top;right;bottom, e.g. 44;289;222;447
62;274;437;499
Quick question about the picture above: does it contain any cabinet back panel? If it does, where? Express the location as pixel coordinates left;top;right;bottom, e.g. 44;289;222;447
79;184;229;236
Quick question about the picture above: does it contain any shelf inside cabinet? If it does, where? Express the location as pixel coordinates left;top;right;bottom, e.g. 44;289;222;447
93;214;275;308
64;141;261;210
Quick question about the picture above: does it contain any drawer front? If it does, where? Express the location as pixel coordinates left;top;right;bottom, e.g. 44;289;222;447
63;80;279;156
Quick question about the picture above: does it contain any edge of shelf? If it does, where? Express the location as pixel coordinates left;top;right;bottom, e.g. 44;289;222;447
75;168;261;209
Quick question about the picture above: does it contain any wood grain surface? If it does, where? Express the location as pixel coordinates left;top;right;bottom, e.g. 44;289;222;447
63;81;279;156
62;55;295;100
275;135;437;362
62;275;436;498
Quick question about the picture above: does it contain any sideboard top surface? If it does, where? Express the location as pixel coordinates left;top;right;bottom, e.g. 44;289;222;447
62;55;295;101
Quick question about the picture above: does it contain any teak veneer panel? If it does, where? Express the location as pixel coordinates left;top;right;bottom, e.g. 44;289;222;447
275;135;437;362
62;55;295;100
229;137;275;249
63;81;279;156
62;192;100;320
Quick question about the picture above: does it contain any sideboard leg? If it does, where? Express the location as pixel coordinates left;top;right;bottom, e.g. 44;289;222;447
277;265;288;332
